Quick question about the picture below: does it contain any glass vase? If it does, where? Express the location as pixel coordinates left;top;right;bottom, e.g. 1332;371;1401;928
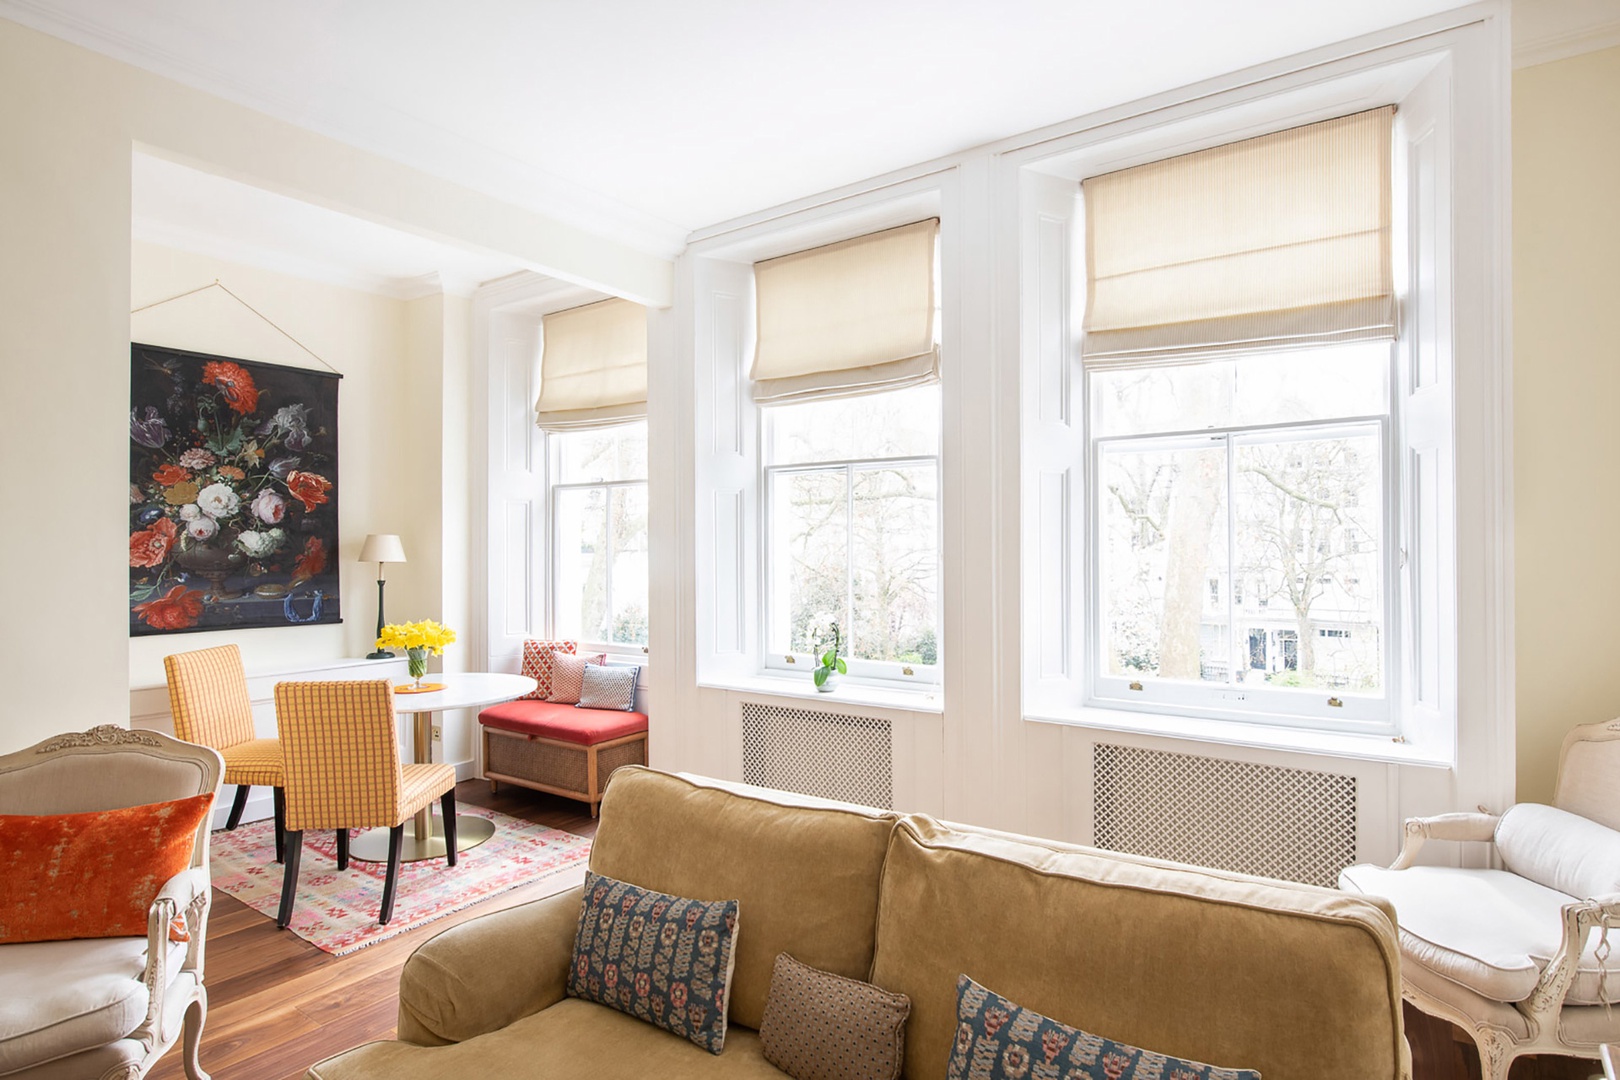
406;646;429;689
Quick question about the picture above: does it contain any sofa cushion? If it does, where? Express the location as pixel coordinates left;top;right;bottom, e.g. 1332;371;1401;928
946;975;1259;1080
1495;802;1620;900
0;792;214;944
0;935;185;1072
309;997;791;1080
478;700;649;745
759;952;909;1080
1339;862;1620;1005
872;815;1403;1080
589;768;896;1031
568;872;740;1053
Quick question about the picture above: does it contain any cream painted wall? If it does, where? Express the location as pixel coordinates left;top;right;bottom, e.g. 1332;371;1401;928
0;16;666;753
1513;44;1620;803
128;242;428;686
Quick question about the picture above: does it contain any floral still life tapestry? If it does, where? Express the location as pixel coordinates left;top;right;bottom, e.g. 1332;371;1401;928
129;343;341;635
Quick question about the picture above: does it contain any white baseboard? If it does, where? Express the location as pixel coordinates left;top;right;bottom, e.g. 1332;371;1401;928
211;758;478;831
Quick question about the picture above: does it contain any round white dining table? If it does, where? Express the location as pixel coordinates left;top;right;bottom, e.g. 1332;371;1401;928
348;671;537;864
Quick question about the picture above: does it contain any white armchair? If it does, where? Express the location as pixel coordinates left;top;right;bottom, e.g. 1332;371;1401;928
0;725;222;1080
1340;718;1620;1080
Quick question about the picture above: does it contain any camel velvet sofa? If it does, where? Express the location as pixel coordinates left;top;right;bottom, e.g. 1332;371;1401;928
309;767;1410;1080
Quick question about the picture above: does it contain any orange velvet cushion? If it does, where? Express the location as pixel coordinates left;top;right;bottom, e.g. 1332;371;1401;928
0;792;214;944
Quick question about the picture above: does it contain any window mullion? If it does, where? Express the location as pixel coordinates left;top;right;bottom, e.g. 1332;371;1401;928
845;463;856;661
1225;433;1238;687
602;484;615;644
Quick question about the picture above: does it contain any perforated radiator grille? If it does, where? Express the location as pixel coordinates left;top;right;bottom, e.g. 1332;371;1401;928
1092;743;1357;888
741;703;892;809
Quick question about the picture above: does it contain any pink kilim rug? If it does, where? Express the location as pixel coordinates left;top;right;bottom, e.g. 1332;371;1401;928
209;805;591;955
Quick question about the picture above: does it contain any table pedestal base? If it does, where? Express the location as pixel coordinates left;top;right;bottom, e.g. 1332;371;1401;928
348;814;496;864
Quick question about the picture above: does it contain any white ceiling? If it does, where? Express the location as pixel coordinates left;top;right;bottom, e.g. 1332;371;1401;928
4;0;1482;256
13;0;1620;268
132;152;528;298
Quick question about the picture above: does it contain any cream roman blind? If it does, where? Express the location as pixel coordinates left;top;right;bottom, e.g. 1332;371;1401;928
1082;106;1396;364
535;298;647;431
750;218;939;405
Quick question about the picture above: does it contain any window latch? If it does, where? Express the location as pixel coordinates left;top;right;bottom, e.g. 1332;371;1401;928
785;655;796;664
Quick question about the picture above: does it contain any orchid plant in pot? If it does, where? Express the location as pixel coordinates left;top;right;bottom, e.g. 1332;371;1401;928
808;615;848;693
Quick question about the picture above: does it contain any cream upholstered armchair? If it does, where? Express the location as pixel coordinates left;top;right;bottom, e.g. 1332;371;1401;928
0;725;222;1080
1340;718;1620;1080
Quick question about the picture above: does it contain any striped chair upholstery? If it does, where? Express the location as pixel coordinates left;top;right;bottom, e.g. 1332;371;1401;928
163;644;287;856
273;680;458;926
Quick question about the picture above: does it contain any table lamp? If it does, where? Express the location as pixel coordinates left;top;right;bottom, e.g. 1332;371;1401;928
359;533;407;659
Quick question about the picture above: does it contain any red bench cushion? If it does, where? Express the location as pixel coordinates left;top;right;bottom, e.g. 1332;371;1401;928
478;700;648;746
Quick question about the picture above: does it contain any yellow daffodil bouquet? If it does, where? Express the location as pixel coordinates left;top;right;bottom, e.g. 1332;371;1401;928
377;619;457;685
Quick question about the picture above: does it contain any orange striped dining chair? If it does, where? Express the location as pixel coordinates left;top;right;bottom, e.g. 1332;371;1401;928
163;643;288;862
273;679;459;927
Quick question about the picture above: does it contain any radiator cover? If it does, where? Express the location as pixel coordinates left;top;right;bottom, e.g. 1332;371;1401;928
1092;742;1357;888
741;702;893;809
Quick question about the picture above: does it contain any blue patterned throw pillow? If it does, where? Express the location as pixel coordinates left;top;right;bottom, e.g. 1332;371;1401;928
568;871;741;1053
946;976;1261;1080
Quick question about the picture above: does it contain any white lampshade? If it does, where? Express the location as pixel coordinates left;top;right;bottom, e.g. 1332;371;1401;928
358;533;407;564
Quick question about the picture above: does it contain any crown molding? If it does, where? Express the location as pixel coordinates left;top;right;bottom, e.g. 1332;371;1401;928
1514;16;1620;68
0;0;691;259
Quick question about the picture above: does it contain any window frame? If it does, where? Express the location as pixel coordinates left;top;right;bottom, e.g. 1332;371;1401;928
1083;385;1401;732
759;424;943;688
544;421;650;660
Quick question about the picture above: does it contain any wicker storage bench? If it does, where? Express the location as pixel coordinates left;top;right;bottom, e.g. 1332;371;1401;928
477;700;648;817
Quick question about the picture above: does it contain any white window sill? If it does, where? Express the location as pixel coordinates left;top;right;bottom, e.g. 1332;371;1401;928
698;672;944;714
1025;704;1453;767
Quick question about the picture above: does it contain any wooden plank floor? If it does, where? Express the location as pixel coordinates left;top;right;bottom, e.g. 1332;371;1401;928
151;783;1602;1080
149;781;598;1080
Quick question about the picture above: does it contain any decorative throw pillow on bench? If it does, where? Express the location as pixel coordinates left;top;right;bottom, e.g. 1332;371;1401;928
567;871;740;1053
947;975;1260;1080
520;638;576;700
759;952;911;1080
548;651;607;705
577;663;640;712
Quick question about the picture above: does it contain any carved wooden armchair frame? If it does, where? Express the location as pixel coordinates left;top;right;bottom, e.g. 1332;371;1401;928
1376;719;1620;1080
0;725;223;1080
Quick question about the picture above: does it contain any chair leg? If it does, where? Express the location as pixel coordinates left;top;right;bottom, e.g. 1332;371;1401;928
336;828;349;871
441;789;458;867
276;831;303;929
379;825;404;925
181;991;211;1080
1468;1025;1517;1080
225;785;250;831
272;787;286;864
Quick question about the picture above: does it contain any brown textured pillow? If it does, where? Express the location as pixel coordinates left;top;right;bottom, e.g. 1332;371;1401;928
759;952;911;1080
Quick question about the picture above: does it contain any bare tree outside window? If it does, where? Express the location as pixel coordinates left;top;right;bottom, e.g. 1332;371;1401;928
767;385;940;674
552;422;649;647
1092;345;1389;719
